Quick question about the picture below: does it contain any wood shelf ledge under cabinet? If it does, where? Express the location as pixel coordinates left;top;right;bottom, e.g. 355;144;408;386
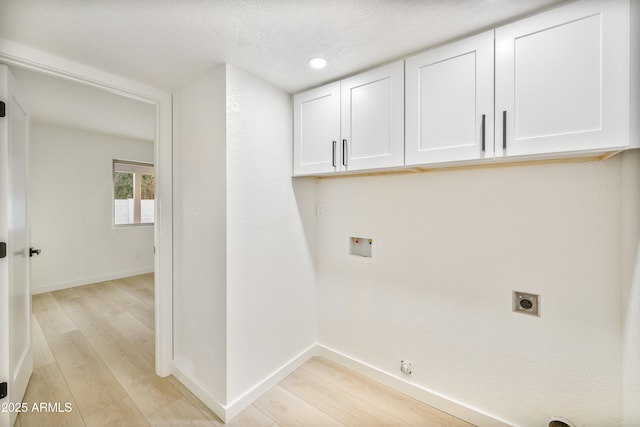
300;150;626;180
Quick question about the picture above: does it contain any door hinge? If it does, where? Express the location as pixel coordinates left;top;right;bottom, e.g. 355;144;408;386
0;381;7;399
0;101;5;118
0;242;6;259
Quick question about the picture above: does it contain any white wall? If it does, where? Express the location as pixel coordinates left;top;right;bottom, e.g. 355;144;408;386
170;62;637;426
30;122;154;293
626;0;640;423
225;65;317;404
172;67;228;406
622;150;640;426
316;155;629;426
171;65;317;420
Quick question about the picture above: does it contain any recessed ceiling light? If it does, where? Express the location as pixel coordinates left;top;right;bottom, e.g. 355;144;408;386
308;57;327;69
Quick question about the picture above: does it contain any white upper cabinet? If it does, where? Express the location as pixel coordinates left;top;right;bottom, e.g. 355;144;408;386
495;0;632;157
293;82;341;176
293;0;638;176
294;62;404;176
340;61;404;172
405;31;494;165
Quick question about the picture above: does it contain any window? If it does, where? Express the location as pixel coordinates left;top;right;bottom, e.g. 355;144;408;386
113;160;155;225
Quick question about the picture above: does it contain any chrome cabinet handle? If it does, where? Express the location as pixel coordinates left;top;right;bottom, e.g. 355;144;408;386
502;110;507;150
342;139;348;167
481;114;486;152
332;141;337;167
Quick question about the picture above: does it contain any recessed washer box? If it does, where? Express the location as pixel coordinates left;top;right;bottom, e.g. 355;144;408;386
348;233;375;263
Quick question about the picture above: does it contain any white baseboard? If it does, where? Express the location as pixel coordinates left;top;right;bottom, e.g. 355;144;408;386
225;344;317;421
31;267;154;294
316;344;514;427
171;364;228;422
171;344;316;423
173;343;512;426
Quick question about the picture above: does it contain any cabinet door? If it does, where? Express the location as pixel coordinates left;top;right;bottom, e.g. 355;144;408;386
340;61;404;171
495;0;629;158
405;31;494;165
293;82;340;176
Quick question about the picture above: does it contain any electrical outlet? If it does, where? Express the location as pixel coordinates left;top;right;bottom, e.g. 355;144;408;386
513;291;540;316
400;360;412;375
548;417;575;427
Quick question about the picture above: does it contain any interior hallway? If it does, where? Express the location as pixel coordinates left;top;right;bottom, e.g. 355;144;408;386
19;274;471;426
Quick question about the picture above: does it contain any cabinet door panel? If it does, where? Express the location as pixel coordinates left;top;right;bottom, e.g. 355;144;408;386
349;78;391;160
293;82;340;176
341;61;404;171
496;0;629;157
419;52;475;150
514;15;601;140
405;31;494;165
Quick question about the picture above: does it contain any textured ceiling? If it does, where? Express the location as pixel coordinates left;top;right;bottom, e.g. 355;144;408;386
11;67;155;141
0;0;568;94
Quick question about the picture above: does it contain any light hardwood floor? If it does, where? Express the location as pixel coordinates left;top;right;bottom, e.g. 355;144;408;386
18;274;473;427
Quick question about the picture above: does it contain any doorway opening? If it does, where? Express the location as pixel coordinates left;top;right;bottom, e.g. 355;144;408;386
0;49;173;378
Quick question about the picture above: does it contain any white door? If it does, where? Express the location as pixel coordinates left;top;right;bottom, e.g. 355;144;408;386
0;64;32;427
341;61;404;172
405;31;494;165
495;0;629;158
293;81;341;176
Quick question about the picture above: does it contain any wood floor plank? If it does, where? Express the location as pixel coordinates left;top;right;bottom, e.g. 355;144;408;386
84;326;154;385
121;274;154;290
32;293;77;336
112;277;152;300
67;307;181;419
55;295;120;339
165;376;224;425
126;376;185;418
19;362;86;427
146;397;221;427
127;287;155;308
26;275;477;427
31;314;55;369
106;312;155;365
83;397;150;427
72;284;125;317
95;280;141;306
50;287;81;301
225;405;279;427
302;358;473;427
46;330;129;416
254;385;344;427
280;368;411;427
125;302;155;331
